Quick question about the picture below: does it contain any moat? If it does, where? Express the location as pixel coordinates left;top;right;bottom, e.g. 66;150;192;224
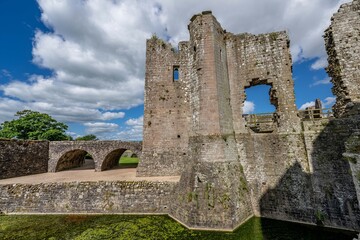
1;0;360;234
0;215;357;240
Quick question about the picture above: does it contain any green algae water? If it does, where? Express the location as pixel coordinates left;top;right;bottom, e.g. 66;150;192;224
0;215;357;240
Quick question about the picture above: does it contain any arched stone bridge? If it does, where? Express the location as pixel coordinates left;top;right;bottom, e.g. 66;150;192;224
48;141;142;172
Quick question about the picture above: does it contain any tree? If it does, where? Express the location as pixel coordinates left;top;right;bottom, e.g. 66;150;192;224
0;110;69;141
76;134;98;141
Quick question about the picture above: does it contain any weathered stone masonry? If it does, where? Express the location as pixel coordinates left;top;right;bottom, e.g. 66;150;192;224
1;1;360;232
0;181;175;214
138;7;360;231
325;0;360;117
0;140;48;180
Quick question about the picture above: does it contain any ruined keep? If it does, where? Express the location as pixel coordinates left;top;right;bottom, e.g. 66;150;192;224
137;5;360;231
1;1;360;233
325;0;360;117
138;11;300;177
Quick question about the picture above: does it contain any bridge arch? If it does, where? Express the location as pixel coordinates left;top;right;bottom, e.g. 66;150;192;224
102;148;132;171
55;149;96;172
49;141;142;172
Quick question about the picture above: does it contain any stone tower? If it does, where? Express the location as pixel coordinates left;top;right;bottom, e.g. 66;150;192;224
325;0;360;117
137;11;302;229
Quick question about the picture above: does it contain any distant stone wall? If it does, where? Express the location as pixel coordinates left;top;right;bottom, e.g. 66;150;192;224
0;140;48;180
0;181;175;214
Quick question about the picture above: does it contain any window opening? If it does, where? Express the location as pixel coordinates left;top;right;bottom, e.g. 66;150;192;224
243;84;276;133
173;66;179;81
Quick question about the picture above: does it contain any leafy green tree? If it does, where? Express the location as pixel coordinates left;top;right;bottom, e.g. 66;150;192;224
0;110;69;141
76;134;98;141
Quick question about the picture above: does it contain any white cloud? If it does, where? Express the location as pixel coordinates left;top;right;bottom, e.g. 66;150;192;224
299;96;336;110
126;116;144;126
311;56;328;70
243;101;255;114
310;77;331;87
117;116;143;141
0;96;126;123
299;101;315;110
84;122;119;134
66;131;81;139
101;112;125;121
323;97;336;107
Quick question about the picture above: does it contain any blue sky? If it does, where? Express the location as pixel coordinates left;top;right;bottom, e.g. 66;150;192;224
0;0;350;139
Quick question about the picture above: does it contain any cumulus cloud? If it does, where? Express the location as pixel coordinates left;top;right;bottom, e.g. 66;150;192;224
299;96;336;110
310;77;331;87
66;131;81;139
84;122;119;135
243;101;255;114
299;101;315;110
0;0;351;138
117;116;143;141
323;97;336;107
311;57;328;70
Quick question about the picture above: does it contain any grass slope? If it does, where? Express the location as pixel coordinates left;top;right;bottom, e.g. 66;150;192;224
0;215;356;240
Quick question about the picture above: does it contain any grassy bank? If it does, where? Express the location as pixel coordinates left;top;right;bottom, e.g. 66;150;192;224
119;156;139;168
0;215;357;240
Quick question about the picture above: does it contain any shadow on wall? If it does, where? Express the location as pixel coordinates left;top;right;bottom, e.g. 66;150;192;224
56;149;91;172
259;107;360;231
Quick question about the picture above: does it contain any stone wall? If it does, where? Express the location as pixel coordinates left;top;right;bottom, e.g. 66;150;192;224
303;117;360;230
226;32;300;133
237;118;360;231
0;181;175;214
0;140;48;180
137;36;191;177
140;10;302;230
325;0;360;117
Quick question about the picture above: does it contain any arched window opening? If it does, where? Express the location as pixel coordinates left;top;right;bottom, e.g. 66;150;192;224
56;149;95;172
173;66;179;81
243;84;277;133
101;149;139;171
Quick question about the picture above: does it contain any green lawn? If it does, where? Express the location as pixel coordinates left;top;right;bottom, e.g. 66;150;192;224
119;156;139;164
0;215;260;240
0;215;356;240
119;156;139;168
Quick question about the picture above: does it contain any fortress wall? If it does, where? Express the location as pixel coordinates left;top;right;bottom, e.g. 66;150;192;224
238;133;313;221
0;140;48;180
137;37;191;177
302;118;360;230
237;118;360;231
325;0;360;117
0;181;175;215
169;12;254;230
226;32;300;133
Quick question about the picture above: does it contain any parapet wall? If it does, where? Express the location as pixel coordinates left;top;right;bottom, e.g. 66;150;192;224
0;181;175;214
0;140;48;180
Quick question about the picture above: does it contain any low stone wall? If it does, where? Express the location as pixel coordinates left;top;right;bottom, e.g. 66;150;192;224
0;140;49;180
0;181;175;214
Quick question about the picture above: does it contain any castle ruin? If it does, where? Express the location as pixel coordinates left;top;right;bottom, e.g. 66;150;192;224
0;0;360;232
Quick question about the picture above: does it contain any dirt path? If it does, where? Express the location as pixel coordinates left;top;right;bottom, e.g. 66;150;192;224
0;167;180;184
